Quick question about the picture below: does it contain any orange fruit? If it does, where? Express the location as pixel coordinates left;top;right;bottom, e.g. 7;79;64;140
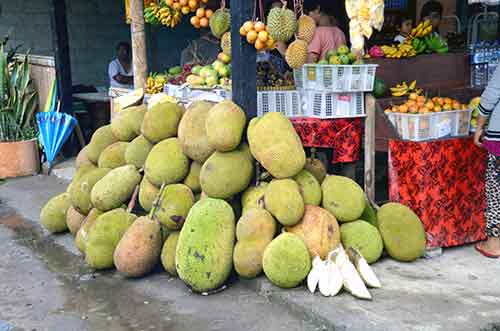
196;8;205;18
433;105;442;112
391;106;399;113
172;2;181;10
432;97;439;103
266;37;275;49
425;101;434;111
416;95;426;103
246;30;258;43
205;9;213;18
254;21;266;32
258;30;269;42
409;93;418;101
416;101;425;108
407;100;416;107
190;16;200;26
243;21;255;33
165;0;174;6
255;39;266;51
444;97;452;105
409;105;418;114
399;105;409;113
181;6;191;14
188;0;198;9
239;26;248;36
201;0;208;2
200;17;209;28
452;101;461;110
179;0;188;5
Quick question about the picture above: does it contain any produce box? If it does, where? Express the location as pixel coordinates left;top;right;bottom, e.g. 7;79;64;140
301;91;365;119
164;83;190;100
293;64;377;92
385;109;472;142
257;90;302;117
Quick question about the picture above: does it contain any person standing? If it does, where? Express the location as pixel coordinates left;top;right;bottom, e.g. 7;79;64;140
474;65;500;258
394;15;413;44
108;42;134;89
306;12;347;63
420;0;443;36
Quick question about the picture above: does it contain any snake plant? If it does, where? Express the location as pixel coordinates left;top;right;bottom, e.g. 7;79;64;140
0;44;38;142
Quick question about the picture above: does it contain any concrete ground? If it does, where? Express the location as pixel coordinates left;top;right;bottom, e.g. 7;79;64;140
1;175;500;331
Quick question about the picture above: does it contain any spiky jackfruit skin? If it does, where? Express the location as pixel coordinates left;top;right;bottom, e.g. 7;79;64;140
264;179;304;226
209;8;231;38
340;220;383;264
75;147;95;168
176;198;235;293
266;7;297;43
114;216;162;277
321;175;365;222
70;168;111;215
91;165;141;212
97;142;128;169
200;144;254;199
262;233;311;288
156;184;194;230
221;32;231;55
125;135;153;169
85;125;119;164
111;105;146;142
377;203;426;262
75;208;103;253
141;101;184;143
85;208;137;270
247;112;305;179
138;177;159;212
294;169;322;206
297;15;316;43
40;193;71;233
285;39;308;69
183;162;202;193
144;138;190;187
241;182;269;214
178;101;215;163
206;100;246;152
67;163;97;194
360;200;378;228
233;208;277;278
161;231;180;276
304;157;327;183
66;206;85;235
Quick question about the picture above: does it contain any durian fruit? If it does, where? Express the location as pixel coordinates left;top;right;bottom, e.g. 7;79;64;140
209;8;231;38
267;6;297;43
285;39;308;69
297;15;316;43
221;32;231;55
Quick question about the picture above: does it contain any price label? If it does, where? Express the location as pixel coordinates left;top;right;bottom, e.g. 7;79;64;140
337;95;351;116
437;119;452;137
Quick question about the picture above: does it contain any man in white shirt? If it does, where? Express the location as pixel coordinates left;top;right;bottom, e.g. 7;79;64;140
108;42;134;89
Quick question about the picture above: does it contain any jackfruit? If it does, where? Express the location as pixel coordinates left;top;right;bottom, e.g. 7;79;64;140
297;15;316;43
241;182;268;214
114;216;162;277
176;198;235;293
183;162;202;193
85;208;137;269
294;169;322;206
138;177;159;212
111;105;146;142
209;8;231;38
91;165;141;212
125;135;153;169
75;208;103;253
340;220;383;264
141;101;184;143
285;39;308;69
262;233;311;288
247;112;305;179
267;6;297;43
161;231;179;276
98;142;128;169
144;138;190;186
85;125;119;164
322;175;365;222
200;143;254;199
66;206;85;235
75;147;94;168
67;163;97;194
206;100;246;152
233;208;277;278
70;168;111;215
377;203;426;262
40;193;71;233
264;179;304;226
178;101;215;163
156;184;194;230
360;200;378;228
304;157;327;183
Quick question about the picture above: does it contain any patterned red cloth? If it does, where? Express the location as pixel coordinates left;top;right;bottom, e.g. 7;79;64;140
388;137;487;248
291;117;363;164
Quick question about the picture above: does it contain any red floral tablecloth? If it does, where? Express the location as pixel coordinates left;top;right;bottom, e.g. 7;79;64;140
291;117;363;164
388;137;487;248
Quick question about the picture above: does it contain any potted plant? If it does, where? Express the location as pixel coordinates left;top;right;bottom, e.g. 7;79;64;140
0;44;39;178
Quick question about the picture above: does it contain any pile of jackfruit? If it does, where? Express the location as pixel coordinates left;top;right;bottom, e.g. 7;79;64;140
40;93;426;295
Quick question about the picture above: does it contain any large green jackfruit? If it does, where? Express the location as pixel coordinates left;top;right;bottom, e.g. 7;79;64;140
360;200;378;228
200;143;254;199
183;162;202;193
125;135;153;169
176;198;235;293
66;206;85;235
85;125;119;163
178;101;215;163
161;231;180;276
91;165;141;212
75;147;95;168
156;184;194;230
241;182;268;214
67;163;97;194
340;220;383;264
144;138;190;187
206;100;246;152
85;208;137;269
247;112;305;179
98;142;128;169
40;193;71;233
141;101;184;143
294;169;322;206
264;179;304;226
70;168;111;215
75;208;103;253
322;175;365;222
138;177;159;212
111;105;146;141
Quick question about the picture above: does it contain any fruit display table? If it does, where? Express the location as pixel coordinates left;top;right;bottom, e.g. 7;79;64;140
290;117;363;164
388;137;487;248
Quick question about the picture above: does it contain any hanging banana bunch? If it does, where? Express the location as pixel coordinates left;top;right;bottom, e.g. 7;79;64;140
126;0;158;24
345;0;384;53
144;1;183;28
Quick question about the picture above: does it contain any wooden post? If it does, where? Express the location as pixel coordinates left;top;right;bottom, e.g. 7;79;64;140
49;0;72;114
364;94;376;202
130;0;148;89
231;0;257;119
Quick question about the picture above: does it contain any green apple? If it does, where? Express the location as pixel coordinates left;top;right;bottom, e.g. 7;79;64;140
329;56;341;65
192;65;203;76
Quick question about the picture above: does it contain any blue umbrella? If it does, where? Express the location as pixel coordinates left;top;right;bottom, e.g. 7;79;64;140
36;110;77;173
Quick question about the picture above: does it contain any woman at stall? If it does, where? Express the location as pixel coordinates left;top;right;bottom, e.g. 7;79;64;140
474;65;500;258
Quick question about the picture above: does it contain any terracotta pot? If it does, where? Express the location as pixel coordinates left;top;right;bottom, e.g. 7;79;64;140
0;138;40;179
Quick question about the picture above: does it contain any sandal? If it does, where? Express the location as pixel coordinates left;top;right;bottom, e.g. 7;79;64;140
475;243;500;259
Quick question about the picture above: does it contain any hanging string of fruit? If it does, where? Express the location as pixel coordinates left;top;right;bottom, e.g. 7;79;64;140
144;0;183;28
165;0;206;14
239;0;276;52
190;7;213;29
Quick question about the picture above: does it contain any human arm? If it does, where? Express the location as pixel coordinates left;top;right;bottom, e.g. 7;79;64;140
307;30;322;63
108;61;133;85
478;66;500;119
474;115;488;147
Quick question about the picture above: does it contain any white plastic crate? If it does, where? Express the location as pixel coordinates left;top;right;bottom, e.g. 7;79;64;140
164;83;190;100
294;64;377;92
257;90;303;117
386;109;472;142
301;91;364;118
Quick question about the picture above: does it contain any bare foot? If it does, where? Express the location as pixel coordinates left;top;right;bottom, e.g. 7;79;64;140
477;237;500;256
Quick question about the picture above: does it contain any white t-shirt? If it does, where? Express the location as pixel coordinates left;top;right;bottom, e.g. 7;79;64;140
394;35;406;44
108;58;133;89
